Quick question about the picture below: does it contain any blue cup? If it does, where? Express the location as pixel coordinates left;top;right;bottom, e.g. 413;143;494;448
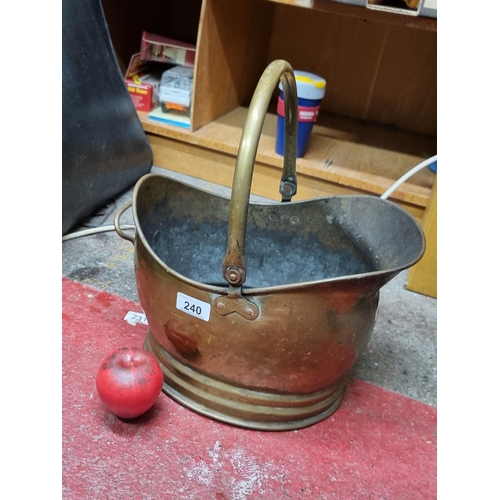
275;71;326;158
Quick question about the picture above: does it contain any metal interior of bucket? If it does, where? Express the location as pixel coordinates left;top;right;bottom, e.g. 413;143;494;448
136;176;424;289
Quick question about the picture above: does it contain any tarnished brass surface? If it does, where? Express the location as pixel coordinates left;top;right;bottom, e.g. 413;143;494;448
115;60;425;430
222;60;298;287
144;330;347;431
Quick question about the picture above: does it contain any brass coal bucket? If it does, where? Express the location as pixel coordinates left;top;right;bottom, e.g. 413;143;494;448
115;60;425;430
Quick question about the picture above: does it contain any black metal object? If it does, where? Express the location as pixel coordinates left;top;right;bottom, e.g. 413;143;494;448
62;0;152;235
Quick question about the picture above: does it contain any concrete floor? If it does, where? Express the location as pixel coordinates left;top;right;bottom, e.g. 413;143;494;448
62;166;437;407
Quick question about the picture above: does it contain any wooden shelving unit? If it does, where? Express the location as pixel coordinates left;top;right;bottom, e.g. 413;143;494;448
268;0;437;31
139;106;435;220
102;0;437;222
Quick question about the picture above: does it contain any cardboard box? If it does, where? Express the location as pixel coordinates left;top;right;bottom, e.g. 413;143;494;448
420;0;437;18
159;66;194;116
327;0;436;18
367;0;421;17
125;54;162;112
366;0;436;17
141;32;196;67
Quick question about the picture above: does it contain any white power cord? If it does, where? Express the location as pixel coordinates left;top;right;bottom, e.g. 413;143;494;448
62;224;135;242
62;155;436;242
380;155;437;200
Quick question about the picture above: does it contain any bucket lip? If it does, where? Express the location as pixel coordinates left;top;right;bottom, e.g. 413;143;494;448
132;173;426;295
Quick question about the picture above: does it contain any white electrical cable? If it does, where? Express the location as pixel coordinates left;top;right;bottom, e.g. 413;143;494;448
62;224;135;242
380;155;437;200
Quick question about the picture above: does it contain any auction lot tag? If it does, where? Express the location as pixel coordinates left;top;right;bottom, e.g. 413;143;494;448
124;311;149;326
176;292;211;322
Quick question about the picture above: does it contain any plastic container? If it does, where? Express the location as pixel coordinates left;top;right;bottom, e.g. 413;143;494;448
159;66;194;116
276;70;326;158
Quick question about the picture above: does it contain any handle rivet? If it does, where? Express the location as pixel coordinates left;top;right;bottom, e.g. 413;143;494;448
226;270;241;284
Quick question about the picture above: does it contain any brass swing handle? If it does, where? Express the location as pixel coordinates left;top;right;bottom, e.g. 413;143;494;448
114;200;135;243
222;60;298;288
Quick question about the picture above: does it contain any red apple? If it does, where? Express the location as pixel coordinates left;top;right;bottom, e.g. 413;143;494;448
96;347;164;418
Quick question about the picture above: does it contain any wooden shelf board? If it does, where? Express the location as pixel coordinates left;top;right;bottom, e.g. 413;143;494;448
267;0;437;31
407;177;437;297
138;106;436;208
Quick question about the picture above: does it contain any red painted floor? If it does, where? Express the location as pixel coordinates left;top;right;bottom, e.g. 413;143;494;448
62;278;436;499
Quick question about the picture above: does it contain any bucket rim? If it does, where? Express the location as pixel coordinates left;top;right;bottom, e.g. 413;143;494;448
132;173;426;295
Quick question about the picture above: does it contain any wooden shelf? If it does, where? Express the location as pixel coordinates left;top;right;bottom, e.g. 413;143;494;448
266;0;437;31
407;178;437;297
100;0;436;222
138;106;436;219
